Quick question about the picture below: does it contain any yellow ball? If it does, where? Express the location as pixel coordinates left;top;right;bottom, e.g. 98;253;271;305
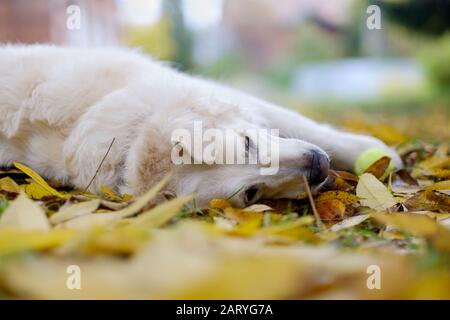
354;147;394;176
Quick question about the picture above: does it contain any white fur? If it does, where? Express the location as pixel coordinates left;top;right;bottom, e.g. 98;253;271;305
0;45;401;206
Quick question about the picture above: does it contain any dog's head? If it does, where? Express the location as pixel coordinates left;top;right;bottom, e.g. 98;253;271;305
171;126;329;207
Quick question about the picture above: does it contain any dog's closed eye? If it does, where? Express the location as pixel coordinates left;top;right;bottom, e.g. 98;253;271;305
245;135;250;159
244;184;263;204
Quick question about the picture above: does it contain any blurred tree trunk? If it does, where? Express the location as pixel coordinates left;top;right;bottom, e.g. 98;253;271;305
163;0;193;70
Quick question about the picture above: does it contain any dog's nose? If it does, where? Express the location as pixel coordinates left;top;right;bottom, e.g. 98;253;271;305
308;150;330;185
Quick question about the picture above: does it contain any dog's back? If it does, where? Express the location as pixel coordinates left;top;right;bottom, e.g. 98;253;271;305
0;45;158;138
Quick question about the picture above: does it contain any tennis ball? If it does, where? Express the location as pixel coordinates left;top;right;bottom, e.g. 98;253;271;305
354;147;394;176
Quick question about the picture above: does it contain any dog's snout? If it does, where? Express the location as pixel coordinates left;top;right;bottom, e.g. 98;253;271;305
308;150;330;185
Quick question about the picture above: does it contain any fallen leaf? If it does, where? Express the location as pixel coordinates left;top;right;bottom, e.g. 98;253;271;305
427;169;450;179
316;199;346;223
14;162;66;198
371;212;450;251
0;193;50;231
395;169;419;186
330;214;370;232
0;229;75;256
50;200;101;225
364;156;391;180
59;174;172;229
243;204;273;212
224;208;264;225
254;217;318;242
330;170;359;183
25;182;55;200
404;190;450;212
129;195;194;228
100;185;129;202
422;180;450;191
210;199;232;210
356;173;396;210
0;177;21;193
315;190;359;205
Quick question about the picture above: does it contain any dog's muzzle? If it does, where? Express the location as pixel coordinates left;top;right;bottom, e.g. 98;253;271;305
308;149;330;185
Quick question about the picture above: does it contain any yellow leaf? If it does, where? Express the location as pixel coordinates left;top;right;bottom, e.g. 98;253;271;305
0;177;21;193
315;190;359;205
176;255;300;299
419;155;450;170
224;208;264;225
50;200;101;225
210;198;232;210
0;229;75;256
83;226;150;255
422;180;450;191
429;169;450;179
100;185;126;202
356;173;396;210
14;162;66;198
59;174;172;229
111;173;172;218
256;216;314;236
122;194;133;202
0;193;50;231
371;213;450;251
228;219;262;236
130;195;193;228
25;182;54;200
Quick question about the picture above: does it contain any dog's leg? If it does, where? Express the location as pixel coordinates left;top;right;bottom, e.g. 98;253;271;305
63;90;148;193
259;103;402;170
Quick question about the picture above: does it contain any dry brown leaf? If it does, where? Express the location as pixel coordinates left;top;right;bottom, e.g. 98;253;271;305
371;212;450;251
315;190;359;205
316;199;346;223
395;169;419;186
364;156;391;180
404;190;450;212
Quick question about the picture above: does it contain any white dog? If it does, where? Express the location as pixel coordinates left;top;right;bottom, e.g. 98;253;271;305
0;45;401;206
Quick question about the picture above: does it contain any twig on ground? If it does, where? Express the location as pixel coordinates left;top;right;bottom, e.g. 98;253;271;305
302;175;326;231
83;137;116;193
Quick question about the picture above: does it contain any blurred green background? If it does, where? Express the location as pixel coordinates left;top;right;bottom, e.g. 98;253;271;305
122;0;450;142
1;0;449;141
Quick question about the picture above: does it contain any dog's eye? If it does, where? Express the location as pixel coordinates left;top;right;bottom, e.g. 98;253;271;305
244;185;261;204
244;136;250;160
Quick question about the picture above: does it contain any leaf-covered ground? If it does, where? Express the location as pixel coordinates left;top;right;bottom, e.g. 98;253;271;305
0;110;449;299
